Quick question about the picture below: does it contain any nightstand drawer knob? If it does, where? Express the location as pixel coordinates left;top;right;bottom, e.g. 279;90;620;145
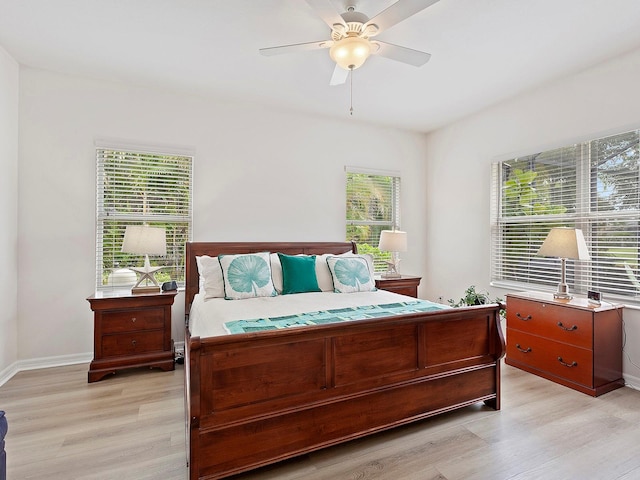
558;357;577;368
557;322;577;331
515;343;531;353
131;340;137;346
516;313;532;321
131;317;137;323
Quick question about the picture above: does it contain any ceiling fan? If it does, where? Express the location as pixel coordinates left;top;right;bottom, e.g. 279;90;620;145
259;0;439;86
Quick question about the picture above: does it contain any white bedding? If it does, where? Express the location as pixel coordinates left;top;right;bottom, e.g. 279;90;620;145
189;289;424;338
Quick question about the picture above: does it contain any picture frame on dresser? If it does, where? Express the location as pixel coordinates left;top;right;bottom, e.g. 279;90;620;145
505;291;623;396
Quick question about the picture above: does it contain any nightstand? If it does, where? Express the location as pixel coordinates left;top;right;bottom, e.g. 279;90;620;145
506;291;623;396
87;290;177;383
374;275;421;298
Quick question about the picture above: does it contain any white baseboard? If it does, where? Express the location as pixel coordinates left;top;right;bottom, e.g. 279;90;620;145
0;344;186;388
0;362;19;388
623;373;640;391
17;352;93;372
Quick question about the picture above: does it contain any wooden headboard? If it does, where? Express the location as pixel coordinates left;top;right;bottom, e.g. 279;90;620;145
184;241;357;311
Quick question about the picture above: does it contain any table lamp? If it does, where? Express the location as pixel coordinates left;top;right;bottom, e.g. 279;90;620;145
379;229;407;278
122;225;166;294
537;227;590;299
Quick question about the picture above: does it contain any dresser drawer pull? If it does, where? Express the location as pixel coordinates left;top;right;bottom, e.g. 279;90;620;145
557;322;577;331
131;317;137;323
516;313;532;321
515;343;532;353
557;357;577;368
131;340;137;347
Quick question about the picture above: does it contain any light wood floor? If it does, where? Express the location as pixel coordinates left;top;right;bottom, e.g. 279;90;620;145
1;362;640;480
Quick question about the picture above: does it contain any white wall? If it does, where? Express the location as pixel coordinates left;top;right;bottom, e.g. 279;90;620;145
16;68;429;362
0;46;19;380
425;47;640;386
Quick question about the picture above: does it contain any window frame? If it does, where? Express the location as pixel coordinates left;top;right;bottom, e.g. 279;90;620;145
345;166;401;271
491;129;640;304
95;142;193;291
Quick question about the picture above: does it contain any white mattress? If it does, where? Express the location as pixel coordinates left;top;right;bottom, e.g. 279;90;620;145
189;289;423;338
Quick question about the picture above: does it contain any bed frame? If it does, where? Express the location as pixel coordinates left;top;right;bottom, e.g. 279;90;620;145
184;242;505;480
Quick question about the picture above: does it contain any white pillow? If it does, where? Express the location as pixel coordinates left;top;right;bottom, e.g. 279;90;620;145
326;255;377;293
195;255;225;299
219;252;277;300
316;254;336;291
270;253;283;294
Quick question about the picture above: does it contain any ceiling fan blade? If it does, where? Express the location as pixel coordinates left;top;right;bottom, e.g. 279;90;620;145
329;64;349;86
259;40;332;56
365;0;439;34
373;41;431;66
305;0;347;30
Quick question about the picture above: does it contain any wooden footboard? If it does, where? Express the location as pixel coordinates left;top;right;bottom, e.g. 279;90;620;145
186;304;505;480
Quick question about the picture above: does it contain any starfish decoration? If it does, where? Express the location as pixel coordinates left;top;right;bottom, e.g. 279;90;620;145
131;254;163;288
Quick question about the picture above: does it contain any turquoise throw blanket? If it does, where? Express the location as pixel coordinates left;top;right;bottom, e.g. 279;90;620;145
224;300;449;334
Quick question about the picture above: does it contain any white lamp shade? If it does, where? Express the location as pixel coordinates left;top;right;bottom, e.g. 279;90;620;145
537;227;590;260
379;230;408;253
122;225;167;256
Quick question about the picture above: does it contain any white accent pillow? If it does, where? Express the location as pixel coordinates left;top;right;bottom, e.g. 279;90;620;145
195;255;225;299
219;252;277;300
326;255;377;293
270;253;283;294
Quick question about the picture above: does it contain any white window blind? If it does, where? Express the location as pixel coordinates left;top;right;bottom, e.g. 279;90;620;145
491;129;640;302
346;167;401;271
96;147;193;290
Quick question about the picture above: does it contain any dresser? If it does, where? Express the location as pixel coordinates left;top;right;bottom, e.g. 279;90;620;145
374;275;421;298
87;291;177;383
506;291;623;396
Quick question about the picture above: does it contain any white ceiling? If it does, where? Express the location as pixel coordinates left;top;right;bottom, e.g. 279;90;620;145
1;0;640;132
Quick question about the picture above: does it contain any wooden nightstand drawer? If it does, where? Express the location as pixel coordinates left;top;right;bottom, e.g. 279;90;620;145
507;297;593;348
87;291;177;382
374;275;421;298
101;308;165;333
507;329;593;387
102;331;165;356
506;291;623;396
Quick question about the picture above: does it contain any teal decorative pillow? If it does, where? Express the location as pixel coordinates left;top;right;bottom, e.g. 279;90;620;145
278;253;321;295
326;255;376;293
218;252;277;300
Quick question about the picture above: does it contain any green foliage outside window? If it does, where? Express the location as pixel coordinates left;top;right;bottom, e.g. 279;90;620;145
97;149;192;288
346;171;399;271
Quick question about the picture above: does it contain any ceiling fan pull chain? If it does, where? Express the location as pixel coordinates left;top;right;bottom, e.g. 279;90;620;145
349;67;354;116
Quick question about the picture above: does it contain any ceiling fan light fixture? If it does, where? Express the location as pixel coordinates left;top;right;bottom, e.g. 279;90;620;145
329;35;371;70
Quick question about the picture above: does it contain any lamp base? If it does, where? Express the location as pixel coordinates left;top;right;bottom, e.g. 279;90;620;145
381;272;401;279
553;282;572;300
553;292;572;300
131;285;161;295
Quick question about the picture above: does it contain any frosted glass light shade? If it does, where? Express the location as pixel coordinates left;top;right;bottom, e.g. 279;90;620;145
122;225;167;256
330;35;372;70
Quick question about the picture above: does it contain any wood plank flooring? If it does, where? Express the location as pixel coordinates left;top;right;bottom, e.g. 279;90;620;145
1;362;640;479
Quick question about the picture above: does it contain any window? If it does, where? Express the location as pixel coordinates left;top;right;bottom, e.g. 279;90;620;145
491;129;640;302
346;167;401;271
96;145;193;290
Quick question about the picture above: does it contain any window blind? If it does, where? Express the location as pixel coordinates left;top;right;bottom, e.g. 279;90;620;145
346;167;401;271
96;148;193;290
491;129;640;302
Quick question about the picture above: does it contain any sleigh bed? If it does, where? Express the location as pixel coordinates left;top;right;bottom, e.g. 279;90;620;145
184;241;505;480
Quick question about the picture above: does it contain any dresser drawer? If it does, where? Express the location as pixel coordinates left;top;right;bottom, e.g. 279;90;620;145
100;308;165;334
507;297;593;348
507;329;593;387
101;331;165;357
